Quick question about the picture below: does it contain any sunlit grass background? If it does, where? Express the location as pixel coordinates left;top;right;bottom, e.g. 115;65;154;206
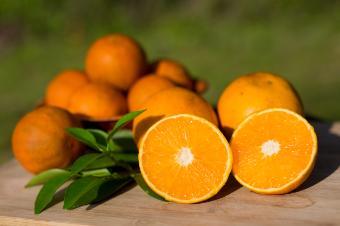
1;0;340;163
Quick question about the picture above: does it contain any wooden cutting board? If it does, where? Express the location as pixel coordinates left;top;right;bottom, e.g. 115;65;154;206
0;121;339;226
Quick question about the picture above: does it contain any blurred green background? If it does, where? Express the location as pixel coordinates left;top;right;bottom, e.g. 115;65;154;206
1;0;340;163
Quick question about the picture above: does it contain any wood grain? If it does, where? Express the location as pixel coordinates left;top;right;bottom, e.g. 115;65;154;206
0;121;339;226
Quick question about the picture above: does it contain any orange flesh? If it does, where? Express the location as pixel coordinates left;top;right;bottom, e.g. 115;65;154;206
231;110;315;189
140;115;231;202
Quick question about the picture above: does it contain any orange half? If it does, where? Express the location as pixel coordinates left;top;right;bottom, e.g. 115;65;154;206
231;108;317;194
139;114;233;203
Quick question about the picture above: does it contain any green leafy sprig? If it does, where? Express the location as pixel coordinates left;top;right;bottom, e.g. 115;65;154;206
26;110;165;214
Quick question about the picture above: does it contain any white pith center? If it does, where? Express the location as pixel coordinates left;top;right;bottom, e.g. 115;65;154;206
261;140;280;157
176;147;194;166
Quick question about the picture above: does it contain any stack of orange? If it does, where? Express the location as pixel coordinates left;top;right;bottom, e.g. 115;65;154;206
138;72;317;203
12;33;209;174
12;33;318;205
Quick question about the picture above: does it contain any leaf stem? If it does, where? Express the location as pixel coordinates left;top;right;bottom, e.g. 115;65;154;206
81;168;111;177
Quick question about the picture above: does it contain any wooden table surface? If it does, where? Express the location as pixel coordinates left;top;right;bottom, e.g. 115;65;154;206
0;121;339;226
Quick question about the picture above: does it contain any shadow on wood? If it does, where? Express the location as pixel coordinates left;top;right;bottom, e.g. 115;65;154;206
296;121;340;192
207;175;241;202
86;181;136;210
45;187;66;210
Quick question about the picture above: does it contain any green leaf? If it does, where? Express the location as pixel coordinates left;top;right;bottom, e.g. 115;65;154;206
64;176;105;209
107;110;145;143
85;154;116;170
35;153;104;214
113;129;134;139
34;174;72;214
113;153;138;163
132;173;165;201
69;153;105;173
87;129;109;148
26;169;71;188
81;168;111;177
88;128;115;152
66;128;103;151
91;177;132;203
63;176;131;210
109;130;138;153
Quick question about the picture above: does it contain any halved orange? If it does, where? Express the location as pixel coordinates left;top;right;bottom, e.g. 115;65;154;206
231;108;317;194
139;114;233;203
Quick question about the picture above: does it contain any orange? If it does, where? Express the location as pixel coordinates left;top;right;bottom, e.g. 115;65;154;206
45;70;89;109
133;87;218;146
85;34;146;91
127;74;175;111
139;114;233;203
12;106;83;174
217;72;304;136
230;108;317;194
152;59;194;89
68;83;127;120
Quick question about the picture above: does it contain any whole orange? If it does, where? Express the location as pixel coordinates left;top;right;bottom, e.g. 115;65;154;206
12;106;83;174
133;87;218;146
68;83;128;120
127;75;175;111
85;34;146;91
217;72;304;136
152;59;194;89
45;70;89;109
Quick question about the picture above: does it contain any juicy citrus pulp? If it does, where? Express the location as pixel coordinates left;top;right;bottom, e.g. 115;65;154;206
231;108;317;194
139;114;233;203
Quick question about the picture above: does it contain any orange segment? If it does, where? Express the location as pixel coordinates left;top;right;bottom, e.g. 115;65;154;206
139;114;233;203
231;108;317;194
